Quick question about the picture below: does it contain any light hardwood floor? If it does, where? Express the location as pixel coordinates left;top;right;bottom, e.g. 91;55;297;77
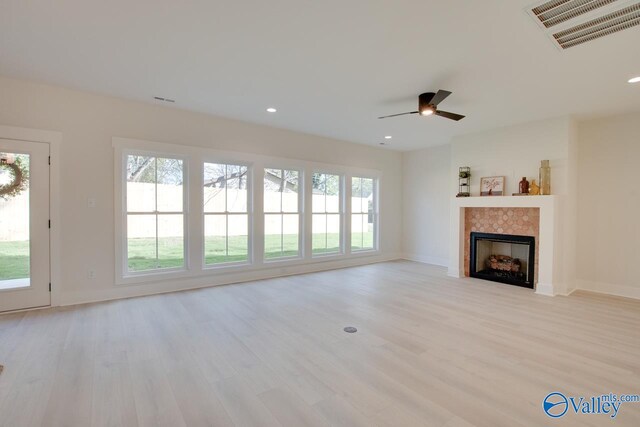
1;261;639;427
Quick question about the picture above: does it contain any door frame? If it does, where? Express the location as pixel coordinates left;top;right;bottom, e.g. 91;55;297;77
0;125;61;308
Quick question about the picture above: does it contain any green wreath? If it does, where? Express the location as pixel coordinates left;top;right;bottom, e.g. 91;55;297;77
0;157;29;200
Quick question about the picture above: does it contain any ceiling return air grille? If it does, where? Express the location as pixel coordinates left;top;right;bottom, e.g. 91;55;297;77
553;2;640;48
528;0;640;49
531;0;619;27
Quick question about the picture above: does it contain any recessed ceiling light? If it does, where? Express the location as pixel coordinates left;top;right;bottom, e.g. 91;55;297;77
266;107;277;113
628;77;640;84
384;136;392;139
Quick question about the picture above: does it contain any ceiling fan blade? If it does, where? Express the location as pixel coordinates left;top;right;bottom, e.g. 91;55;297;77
435;110;465;121
377;111;419;119
430;90;452;106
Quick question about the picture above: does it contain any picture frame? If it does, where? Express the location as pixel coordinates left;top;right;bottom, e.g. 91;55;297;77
480;176;505;196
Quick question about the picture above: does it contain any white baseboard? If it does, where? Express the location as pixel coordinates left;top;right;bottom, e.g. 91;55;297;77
447;269;463;278
535;282;555;296
59;253;403;307
576;279;640;300
401;253;448;267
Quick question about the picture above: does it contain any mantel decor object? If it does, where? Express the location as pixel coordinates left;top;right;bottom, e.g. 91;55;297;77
539;160;551;195
529;179;540;195
513;176;530;196
456;166;471;197
480;176;505;196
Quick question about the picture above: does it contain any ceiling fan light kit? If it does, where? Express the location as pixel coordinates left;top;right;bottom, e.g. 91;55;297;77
378;90;465;121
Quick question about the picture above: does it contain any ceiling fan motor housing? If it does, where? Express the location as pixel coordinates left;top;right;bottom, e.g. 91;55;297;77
419;92;436;113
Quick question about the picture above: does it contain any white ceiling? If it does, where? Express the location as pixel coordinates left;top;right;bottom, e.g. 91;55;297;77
1;0;639;150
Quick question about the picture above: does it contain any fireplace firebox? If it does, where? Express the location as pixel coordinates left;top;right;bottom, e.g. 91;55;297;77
469;232;535;289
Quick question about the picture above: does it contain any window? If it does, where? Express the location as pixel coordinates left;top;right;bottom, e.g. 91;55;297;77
264;168;301;260
312;172;342;255
116;138;383;284
203;162;250;265
351;177;377;251
126;155;185;272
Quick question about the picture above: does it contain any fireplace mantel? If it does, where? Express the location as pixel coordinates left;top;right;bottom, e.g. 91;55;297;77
449;196;561;296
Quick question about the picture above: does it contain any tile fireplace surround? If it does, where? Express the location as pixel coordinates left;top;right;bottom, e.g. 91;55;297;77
463;207;540;281
449;196;562;296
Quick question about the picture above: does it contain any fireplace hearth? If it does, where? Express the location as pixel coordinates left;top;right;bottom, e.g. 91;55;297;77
469;232;535;289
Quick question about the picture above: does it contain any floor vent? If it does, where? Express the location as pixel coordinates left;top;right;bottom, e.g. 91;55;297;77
528;0;640;49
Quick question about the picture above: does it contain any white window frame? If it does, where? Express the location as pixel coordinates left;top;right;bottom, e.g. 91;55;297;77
113;137;381;287
120;149;189;278
350;176;379;253
202;160;253;269
311;171;345;257
263;167;304;262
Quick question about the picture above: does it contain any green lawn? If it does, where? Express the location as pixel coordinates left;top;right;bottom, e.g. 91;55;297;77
129;233;373;271
0;240;30;280
0;232;374;278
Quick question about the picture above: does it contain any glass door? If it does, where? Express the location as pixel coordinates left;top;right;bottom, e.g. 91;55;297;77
0;139;50;312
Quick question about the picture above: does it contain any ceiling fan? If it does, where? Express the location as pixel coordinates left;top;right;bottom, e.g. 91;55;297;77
378;90;465;121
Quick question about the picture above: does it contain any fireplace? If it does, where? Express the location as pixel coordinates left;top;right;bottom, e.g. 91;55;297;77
469;232;535;289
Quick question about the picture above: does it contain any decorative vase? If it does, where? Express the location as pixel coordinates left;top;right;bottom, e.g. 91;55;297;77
539;160;551;195
519;177;529;194
529;179;540;195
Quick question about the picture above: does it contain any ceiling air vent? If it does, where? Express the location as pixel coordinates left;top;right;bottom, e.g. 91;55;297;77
153;96;175;103
553;2;640;48
532;0;619;27
528;0;640;49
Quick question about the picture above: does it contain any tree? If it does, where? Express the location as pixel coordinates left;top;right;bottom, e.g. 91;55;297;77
127;156;183;185
312;173;339;195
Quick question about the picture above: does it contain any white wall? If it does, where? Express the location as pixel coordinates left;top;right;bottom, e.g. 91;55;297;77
576;113;640;299
0;76;402;305
402;144;451;266
402;117;577;294
450;118;572;197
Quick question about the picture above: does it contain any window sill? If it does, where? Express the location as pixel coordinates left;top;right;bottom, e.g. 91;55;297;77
118;267;190;286
203;261;252;272
311;252;345;261
263;255;303;264
116;250;383;287
351;248;379;256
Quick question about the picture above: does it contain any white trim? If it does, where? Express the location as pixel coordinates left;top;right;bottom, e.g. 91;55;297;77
534;282;554;297
262;167;303;261
576;279;640;300
122;150;190;278
202;160;253;267
311;171;345;257
0;124;61;307
113;137;382;178
349;175;379;253
402;254;448;267
560;288;577;297
0;278;30;291
116;150;190;284
448;195;562;296
113;136;383;287
60;253;403;306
